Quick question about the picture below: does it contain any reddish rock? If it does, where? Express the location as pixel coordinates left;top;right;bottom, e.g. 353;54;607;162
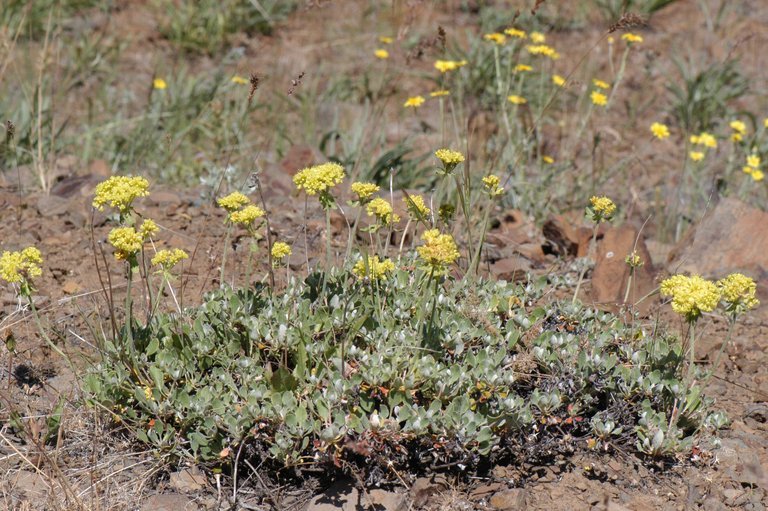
543;214;594;257
591;225;656;315
490;256;532;282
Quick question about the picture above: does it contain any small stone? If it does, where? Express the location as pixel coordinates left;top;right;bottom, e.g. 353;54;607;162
169;467;207;493
489;489;526;510
141;493;196;511
368;489;406;511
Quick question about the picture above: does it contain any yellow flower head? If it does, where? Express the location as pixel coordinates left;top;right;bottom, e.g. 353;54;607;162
590;91;608;106
151;248;188;270
530;31;546;43
730;120;747;135
139;219;159;239
404;95;425;108
689;151;705;162
434;60;467;73
108;227;144;261
351;182;380;203
379;36;394;44
690;132;717;148
434;148;465;173
552;74;566;87
650;122;670;140
271;241;292;261
542;155;555;164
526;44;559;59
482;174;504;197
504;28;527;39
352;255;395;280
484;32;506;45
228;205;265;225
621;33;643;44
93;176;150;213
507;95;527;105
592;78;610;90
374;49;390;59
588;196;616;222
625;251;643;268
430;89;450;97
366;198;400;226
153;78;167;90
0;247;43;285
417;229;460;274
514;64;533;72
751;169;764;181
231;75;248;85
660;274;720;322
404;194;430;219
217;191;251;212
717;273;759;316
293;162;345;196
747;154;761;168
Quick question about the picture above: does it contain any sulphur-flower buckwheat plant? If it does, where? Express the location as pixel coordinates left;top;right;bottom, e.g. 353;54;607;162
108;226;149;261
404;194;430;219
0;247;43;292
587;196;616;222
271;242;292;263
483;33;506;45
139;219;159;238
352;255;395;280
403;96;425;108
417;229;460;274
92;175;150;214
228;205;265;226
293;162;345;198
717;273;759;317
435;148;465;175
151;248;188;271
482;175;504;197
217;191;251;212
350;182;380;203
366;198;400;226
660;275;720;322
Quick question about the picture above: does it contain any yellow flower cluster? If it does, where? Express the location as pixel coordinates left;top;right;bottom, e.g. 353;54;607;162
552;74;566;87
404;194;430;219
230;205;265;225
530;31;546;43
271;241;292;261
351;182;380;202
153;78;167;90
650;122;670;140
484;32;506;45
507;95;527;105
374;49;389;59
352;255;395;280
366;198;400;226
93;175;150;213
379;36;393;44
729;120;747;141
404;95;425;108
482;175;504;197
418;229;460;274
217;191;251;212
592;78;610;90
0;247;43;285
588;196;616;222
293;162;345;196
525;44;559;59
515;64;533;72
151;248;188;270
435;148;465;168
434;59;467;73
139;219;159;238
430;89;450;97
690;132;717;148
108;226;145;261
717;273;759;314
622;33;643;43
504;28;526;39
743;154;764;182
590;91;608;106
231;75;248;85
625;251;643;268
660;274;720;322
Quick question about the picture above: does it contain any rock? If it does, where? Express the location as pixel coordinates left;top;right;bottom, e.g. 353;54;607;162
701;496;728;511
490;257;532;282
669;197;768;280
410;476;448;508
141;493;196;511
368;489;406;511
542;214;589;257
307;480;362;511
147;191;183;207
590;225;656;315
489;489;526;509
169;467;207;493
36;195;71;217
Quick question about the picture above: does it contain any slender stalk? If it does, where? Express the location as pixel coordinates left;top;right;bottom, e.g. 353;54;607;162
687;320;696;383
606;46;630;110
220;225;232;287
